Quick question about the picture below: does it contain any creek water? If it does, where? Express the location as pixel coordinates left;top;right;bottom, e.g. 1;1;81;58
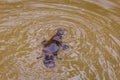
0;0;120;80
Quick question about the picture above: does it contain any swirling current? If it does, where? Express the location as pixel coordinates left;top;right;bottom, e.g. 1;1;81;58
0;0;120;80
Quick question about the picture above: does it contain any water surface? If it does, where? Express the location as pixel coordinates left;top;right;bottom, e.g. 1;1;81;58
0;0;120;80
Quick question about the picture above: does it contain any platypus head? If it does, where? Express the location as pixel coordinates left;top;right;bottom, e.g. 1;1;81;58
43;60;55;68
57;29;64;35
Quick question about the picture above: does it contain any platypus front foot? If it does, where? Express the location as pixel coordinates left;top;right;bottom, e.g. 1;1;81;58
63;45;69;50
41;40;46;45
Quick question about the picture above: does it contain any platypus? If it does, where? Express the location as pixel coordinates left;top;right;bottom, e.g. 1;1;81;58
37;29;69;68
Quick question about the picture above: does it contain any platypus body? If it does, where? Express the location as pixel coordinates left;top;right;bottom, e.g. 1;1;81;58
37;29;69;68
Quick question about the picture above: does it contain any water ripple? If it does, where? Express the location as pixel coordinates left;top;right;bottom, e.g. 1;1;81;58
0;0;120;80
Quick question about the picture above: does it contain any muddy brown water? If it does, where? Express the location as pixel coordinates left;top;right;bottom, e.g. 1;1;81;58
0;0;120;80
